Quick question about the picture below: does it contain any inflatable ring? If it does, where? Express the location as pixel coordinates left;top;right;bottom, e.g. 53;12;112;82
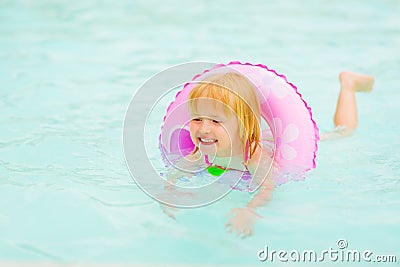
159;61;319;184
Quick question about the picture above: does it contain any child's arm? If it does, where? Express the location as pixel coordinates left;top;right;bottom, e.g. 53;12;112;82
159;169;180;219
225;151;274;238
160;154;200;219
246;177;274;209
246;148;275;209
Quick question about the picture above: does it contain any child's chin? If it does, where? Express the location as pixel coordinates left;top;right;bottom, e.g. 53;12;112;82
199;146;217;156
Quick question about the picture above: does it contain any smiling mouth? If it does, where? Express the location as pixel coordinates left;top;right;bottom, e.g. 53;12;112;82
198;138;217;145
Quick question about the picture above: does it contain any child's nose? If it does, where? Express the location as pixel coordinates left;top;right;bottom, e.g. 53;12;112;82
199;119;212;133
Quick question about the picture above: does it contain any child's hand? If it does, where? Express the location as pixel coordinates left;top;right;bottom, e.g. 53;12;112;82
160;203;179;220
225;207;263;238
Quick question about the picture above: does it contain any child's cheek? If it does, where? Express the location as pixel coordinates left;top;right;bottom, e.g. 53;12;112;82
189;123;197;143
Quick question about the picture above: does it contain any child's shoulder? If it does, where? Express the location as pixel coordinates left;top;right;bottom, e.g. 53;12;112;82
250;143;273;162
247;144;273;179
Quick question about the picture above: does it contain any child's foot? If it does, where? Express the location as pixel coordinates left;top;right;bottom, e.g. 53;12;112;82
339;71;374;92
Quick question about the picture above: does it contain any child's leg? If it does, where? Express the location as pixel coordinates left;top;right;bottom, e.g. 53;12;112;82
320;71;374;140
333;71;374;130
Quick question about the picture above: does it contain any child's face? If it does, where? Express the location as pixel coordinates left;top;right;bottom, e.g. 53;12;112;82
189;98;242;158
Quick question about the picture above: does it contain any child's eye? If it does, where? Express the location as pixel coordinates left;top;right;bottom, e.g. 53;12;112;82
212;120;221;124
192;118;202;122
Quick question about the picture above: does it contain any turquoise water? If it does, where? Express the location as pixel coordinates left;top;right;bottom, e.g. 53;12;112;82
1;0;399;266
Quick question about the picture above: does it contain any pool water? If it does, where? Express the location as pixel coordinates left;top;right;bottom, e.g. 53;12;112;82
1;0;399;266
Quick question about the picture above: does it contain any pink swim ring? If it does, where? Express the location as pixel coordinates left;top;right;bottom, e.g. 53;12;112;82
159;61;319;184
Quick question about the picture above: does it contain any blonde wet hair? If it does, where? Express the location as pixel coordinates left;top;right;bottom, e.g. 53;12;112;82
188;72;261;164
